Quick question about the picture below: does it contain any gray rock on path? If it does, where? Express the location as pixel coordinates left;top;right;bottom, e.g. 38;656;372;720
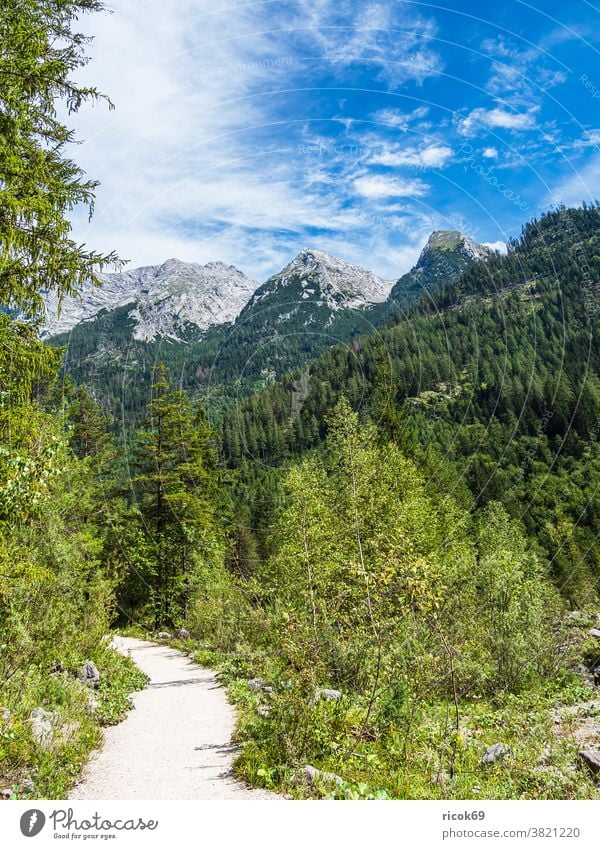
156;631;172;640
78;660;100;689
578;749;600;776
175;628;190;639
28;708;56;749
481;743;509;765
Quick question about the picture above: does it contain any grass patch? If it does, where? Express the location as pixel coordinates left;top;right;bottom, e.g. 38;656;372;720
0;641;146;799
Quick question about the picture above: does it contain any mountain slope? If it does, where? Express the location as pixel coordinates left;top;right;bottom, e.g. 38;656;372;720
388;230;492;308
48;233;488;423
221;204;600;599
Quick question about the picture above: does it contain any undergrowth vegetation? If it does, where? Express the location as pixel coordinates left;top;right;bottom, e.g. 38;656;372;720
180;402;600;799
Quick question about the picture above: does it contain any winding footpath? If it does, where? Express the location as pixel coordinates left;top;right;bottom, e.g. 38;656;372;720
70;636;275;800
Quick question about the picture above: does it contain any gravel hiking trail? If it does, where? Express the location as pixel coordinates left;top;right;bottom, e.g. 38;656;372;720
70;636;276;800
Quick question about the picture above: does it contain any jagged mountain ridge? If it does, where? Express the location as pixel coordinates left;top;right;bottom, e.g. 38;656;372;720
43;232;490;343
47;230;492;424
42;258;258;342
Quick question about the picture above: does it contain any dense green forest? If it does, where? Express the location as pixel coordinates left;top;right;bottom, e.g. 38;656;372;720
222;204;600;606
1;0;600;803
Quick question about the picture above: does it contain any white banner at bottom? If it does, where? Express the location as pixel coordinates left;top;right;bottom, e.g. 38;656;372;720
0;799;597;849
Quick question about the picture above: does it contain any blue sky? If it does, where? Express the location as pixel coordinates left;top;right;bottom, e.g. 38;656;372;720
70;0;600;280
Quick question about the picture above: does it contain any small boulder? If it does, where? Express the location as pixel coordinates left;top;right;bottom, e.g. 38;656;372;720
156;631;172;640
312;688;343;704
588;629;600;639
175;627;190;639
481;743;509;765
300;764;344;788
578;749;600;776
28;708;55;749
78;660;100;689
85;697;99;716
1;789;12;799
247;678;273;695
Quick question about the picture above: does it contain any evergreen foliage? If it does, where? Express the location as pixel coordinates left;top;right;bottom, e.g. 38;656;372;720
0;0;121;318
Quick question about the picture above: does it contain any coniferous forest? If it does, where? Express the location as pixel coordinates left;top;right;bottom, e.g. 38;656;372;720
1;0;600;803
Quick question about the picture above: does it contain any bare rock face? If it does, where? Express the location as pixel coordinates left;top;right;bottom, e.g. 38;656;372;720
42;259;258;342
251;248;393;315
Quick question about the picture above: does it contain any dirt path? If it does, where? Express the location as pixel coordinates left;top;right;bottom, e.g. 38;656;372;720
70;636;276;800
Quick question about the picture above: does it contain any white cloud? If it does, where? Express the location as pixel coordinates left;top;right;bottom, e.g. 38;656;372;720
353;174;430;199
459;106;539;136
482;147;499;159
62;1;447;279
295;2;444;88
483;240;507;253
370;106;430;130
369;143;453;168
480;35;568;108
572;129;600;150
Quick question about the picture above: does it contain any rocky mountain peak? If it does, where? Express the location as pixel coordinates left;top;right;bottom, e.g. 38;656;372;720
42;259;257;342
267;247;394;309
421;230;491;263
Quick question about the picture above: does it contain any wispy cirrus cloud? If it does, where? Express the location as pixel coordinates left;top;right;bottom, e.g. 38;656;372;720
353;174;430;199
368;142;453;168
64;0;600;281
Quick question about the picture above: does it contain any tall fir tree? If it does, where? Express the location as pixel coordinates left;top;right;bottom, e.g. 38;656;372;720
129;364;222;628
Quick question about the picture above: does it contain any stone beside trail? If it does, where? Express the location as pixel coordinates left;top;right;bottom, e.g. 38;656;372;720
70;636;277;800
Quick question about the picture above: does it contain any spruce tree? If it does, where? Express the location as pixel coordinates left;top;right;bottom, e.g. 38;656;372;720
131;364;221;628
0;0;120;318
